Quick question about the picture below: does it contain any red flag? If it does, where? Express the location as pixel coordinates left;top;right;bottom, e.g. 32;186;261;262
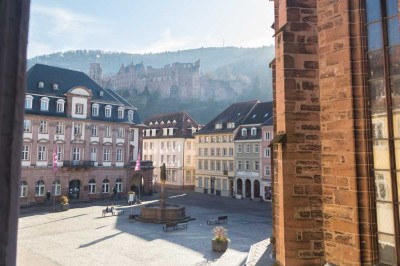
53;143;58;172
135;150;141;171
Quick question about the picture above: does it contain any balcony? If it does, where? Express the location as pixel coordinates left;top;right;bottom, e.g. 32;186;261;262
63;160;94;169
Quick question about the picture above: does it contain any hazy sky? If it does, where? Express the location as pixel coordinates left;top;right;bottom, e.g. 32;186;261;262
28;0;275;58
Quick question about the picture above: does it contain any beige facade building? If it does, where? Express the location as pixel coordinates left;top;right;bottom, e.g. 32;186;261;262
21;64;143;205
194;100;265;197
142;112;201;189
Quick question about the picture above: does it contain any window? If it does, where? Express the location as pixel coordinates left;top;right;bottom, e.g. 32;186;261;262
198;177;203;187
91;148;97;161
149;142;154;150
211;160;215;171
217;148;221;156
223;180;228;190
211;136;216;143
72;148;81;161
242;128;247;136
105;126;111;137
223;148;227;156
216;161;221;171
198;148;202;156
56;146;62;161
223;135;227;142
74;123;82;135
102;179;110;193
217;136;221;142
265;131;271;140
103;148;110;161
198;160;203;170
255;161;260;171
238;160;242;170
89;179;96;194
117;127;124;139
75;103;84;114
22;145;29;160
229;148;234;156
251;127;257;136
92;104;99;116
173;141;177;150
116;148;123;162
254;144;259;154
128;110;134;121
20;181;28;197
205;136;209;143
118;108;124;119
227;122;235;128
199;137;203;143
245;161;250;170
35;180;45;196
40;97;49;111
39;120;48;133
186;171;191;182
265;166;271;176
23;120;31;132
89;124;97;137
265;148;271;158
167;141;171;149
167;155;171;163
172;170;177;182
116;178;123;192
215;123;222;129
25;95;33;109
53;180;61;196
204;160;208;170
245;144;250;153
105;105;112;117
211;148;215;156
56;99;65;112
204;148;208;156
229;161;234;171
38;146;46;161
237;145;242;153
173;155;176;163
55;122;64;135
161;155;164;163
229;135;233;142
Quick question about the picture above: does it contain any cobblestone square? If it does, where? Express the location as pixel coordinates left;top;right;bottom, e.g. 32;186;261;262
17;189;272;266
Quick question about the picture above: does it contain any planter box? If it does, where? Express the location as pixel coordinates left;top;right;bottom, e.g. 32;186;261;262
212;239;228;252
60;204;70;211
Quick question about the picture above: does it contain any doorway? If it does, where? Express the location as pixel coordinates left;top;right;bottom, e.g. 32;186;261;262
254;180;260;198
69;179;81;199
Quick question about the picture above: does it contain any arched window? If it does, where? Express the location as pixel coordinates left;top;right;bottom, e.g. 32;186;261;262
56;99;65;113
92;103;99;116
20;181;28;197
128;110;134;122
25;95;33;109
102;179;110;193
40;97;50;111
105;105;112;117
118;107;124;119
53;180;61;196
251;127;257;136
89;179;96;194
35;180;45;196
116;178;123;193
241;128;247;137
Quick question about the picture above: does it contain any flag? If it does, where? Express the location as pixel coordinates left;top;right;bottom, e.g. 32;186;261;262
53;143;58;172
135;150;141;171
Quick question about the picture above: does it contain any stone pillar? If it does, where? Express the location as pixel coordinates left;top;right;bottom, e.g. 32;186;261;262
251;179;254;199
272;0;323;265
0;1;30;265
242;181;246;198
317;0;376;264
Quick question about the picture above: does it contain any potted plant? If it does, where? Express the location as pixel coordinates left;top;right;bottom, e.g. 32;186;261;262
59;195;70;211
211;226;229;252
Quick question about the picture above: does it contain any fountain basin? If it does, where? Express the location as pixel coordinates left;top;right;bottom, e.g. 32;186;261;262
138;203;188;223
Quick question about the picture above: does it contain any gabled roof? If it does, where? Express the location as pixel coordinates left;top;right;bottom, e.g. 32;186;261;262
195;100;259;134
143;112;202;138
234;101;274;141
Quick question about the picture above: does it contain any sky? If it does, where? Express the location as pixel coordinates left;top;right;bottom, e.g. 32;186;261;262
28;0;275;58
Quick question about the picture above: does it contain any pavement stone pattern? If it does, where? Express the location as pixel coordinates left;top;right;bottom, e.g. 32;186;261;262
17;189;272;266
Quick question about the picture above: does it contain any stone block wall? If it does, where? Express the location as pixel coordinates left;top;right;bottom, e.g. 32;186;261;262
273;0;323;265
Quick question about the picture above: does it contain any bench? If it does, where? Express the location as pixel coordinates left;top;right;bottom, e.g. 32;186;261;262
163;222;188;231
207;216;228;225
102;208;124;217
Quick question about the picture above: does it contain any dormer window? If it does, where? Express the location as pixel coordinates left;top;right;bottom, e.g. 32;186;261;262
38;82;44;88
160;121;165;125
251;127;257;136
40;97;50;111
25;95;33;109
149;122;153;125
173;119;177;123
99;91;104;97
75;103;84;115
118;107;124;119
92;104;99;116
56;99;65;112
105;105;112;117
52;83;59;90
241;128;247;137
227;122;235;128
128;110;134;122
215;123;222;129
